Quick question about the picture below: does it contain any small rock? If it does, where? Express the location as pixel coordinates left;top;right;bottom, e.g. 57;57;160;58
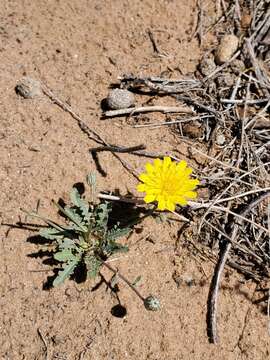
216;72;235;87
230;59;246;74
199;54;216;76
15;77;42;99
216;134;226;145
182;121;204;139
241;12;252;30
215;34;239;65
106;88;135;110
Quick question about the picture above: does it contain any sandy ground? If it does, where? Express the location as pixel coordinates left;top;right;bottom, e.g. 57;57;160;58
0;1;269;359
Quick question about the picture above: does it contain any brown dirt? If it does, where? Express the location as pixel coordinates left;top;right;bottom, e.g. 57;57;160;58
0;1;269;359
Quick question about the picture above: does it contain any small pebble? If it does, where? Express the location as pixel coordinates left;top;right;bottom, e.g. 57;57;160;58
241;13;252;30
15;77;42;99
106;88;135;110
216;134;226;145
199;54;216;76
215;34;239;65
216;72;235;88
230;59;245;74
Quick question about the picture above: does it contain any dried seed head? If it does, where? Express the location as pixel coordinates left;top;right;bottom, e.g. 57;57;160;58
143;295;160;311
15;77;42;99
215;34;239;65
106;88;135;110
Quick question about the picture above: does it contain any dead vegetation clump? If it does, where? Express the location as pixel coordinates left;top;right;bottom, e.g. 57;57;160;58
99;0;270;343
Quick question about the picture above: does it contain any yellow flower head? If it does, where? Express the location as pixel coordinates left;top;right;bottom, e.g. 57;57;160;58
137;157;199;211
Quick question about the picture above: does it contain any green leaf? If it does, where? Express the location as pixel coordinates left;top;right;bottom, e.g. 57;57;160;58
23;210;65;232
132;275;142;286
110;273;119;288
53;258;79;286
56;203;87;233
103;242;129;255
107;227;131;241
155;213;167;224
85;255;102;278
39;227;66;240
70;188;90;221
58;238;76;249
54;249;77;262
95;202;111;228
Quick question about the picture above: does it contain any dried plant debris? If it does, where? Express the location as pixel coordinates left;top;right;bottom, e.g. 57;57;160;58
113;1;270;284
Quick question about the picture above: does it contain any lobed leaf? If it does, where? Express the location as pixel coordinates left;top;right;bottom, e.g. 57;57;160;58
54;249;77;262
70;188;91;222
103;242;129;255
39;227;66;241
53;257;80;287
85;255;102;278
57;203;88;233
107;227;131;241
94;202;111;228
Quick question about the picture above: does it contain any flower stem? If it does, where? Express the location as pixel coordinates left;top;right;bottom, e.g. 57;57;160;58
101;260;145;302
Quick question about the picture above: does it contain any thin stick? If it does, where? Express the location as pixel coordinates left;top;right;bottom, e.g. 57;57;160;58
148;29;161;54
225;75;241;110
98;193;144;205
103;105;193;118
204;219;263;262
187;144;256;176
220;98;269;105
98;194;270;234
203;50;241;81
41;83;143;181
102;260;145;302
207;193;269;344
188;200;269;234
37;328;49;360
133;114;212;128
90;144;146;153
41;84;106;145
98;193;189;222
211;187;270;204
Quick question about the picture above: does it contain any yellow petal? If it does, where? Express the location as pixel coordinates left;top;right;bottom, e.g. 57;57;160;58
139;173;150;183
157;197;166;210
153;158;162;169
177;197;188;206
177;160;187;171
139;157;199;209
145;162;154;173
166;200;176;212
184;168;193;176
137;183;146;192
163;156;172;168
184;191;197;199
144;194;156;203
187;179;200;188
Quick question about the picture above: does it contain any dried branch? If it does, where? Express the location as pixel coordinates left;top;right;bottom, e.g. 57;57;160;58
103;105;193;118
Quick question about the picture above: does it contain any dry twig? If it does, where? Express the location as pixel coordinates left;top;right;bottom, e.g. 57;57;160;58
207;192;269;344
103;105;193;118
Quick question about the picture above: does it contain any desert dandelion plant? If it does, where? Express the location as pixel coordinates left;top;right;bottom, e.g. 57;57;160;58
137;157;199;211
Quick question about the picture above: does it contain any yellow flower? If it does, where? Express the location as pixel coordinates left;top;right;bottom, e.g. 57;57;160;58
137;157;199;211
